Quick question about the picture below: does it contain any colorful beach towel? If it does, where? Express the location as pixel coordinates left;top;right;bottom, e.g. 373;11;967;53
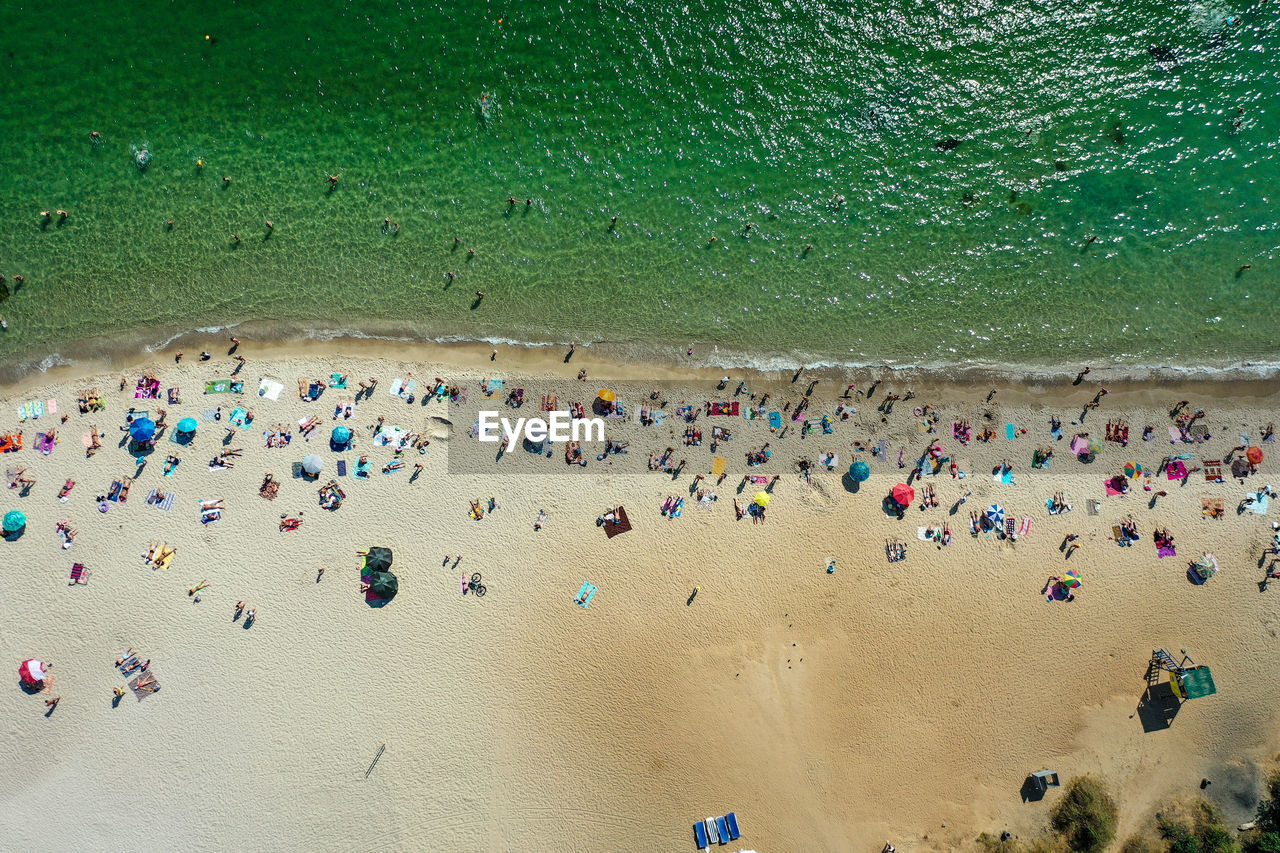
204;380;233;394
1167;460;1188;481
1157;544;1177;558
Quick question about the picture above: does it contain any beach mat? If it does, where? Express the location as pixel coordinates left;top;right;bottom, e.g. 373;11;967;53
258;379;284;401
1006;423;1016;440
145;489;176;511
127;672;159;701
603;506;632;538
204;380;233;394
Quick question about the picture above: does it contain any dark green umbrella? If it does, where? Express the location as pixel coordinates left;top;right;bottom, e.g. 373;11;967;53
368;570;398;599
364;547;392;572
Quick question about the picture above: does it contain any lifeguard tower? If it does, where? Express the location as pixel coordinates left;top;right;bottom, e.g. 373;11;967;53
1152;648;1217;702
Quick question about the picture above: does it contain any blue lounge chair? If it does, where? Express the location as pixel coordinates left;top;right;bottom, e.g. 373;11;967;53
694;821;708;849
715;816;729;842
725;812;739;839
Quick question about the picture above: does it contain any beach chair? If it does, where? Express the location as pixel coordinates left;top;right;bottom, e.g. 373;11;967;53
705;818;720;845
725;812;740;840
694;821;709;849
69;563;88;585
716;816;730;842
1204;460;1222;483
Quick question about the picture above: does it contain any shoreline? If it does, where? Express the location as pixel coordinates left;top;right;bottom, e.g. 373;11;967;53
4;318;1280;394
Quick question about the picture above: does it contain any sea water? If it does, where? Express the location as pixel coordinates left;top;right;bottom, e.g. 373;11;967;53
0;0;1276;374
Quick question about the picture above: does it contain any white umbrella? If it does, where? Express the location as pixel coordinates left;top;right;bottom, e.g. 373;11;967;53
302;455;324;475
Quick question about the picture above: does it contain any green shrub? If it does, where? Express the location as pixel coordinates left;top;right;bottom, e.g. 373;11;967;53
1243;832;1280;853
1120;835;1162;853
1051;776;1119;853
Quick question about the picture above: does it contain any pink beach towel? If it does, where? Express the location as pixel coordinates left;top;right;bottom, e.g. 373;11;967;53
1018;518;1031;536
1168;426;1182;444
46;399;57;414
1167;460;1188;481
1157;545;1177;558
1104;480;1125;496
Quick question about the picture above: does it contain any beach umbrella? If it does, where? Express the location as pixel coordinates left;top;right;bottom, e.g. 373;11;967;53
331;426;351;445
368;570;398;599
364;547;393;572
891;483;915;506
848;460;871;482
129;417;156;442
754;491;771;508
597;389;616;402
176;417;197;434
1061;569;1082;589
1070;435;1090;456
1123;461;1142;478
1193;553;1219;579
3;510;25;532
302;454;324;475
1248;446;1264;465
985;504;1005;525
18;659;45;686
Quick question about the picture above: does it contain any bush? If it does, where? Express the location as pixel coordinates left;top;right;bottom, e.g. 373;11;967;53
1243;832;1280;853
1120;835;1162;853
1258;772;1280;834
1052;776;1119;853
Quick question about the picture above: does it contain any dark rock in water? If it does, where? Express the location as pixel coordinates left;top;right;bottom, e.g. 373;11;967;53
1054;160;1068;172
1149;45;1177;65
935;138;961;151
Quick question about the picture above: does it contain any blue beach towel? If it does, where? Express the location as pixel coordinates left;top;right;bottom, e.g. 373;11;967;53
1006;423;1016;440
575;581;597;608
768;411;782;429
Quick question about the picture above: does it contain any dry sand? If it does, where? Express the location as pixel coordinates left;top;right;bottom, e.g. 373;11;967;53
1;341;1279;852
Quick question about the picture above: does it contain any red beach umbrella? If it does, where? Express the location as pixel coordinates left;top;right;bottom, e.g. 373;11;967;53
1247;446;1264;465
18;659;45;687
891;483;915;506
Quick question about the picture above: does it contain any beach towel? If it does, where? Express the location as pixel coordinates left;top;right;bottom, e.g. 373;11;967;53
1006;423;1016;440
1204;460;1223;483
1167;460;1188;481
767;411;782;430
1087;499;1100;516
229;408;251;430
36;432;56;455
603;506;632;538
201;409;219;423
1157;544;1177;558
46;398;57;415
168;430;192;446
574;581;597;609
204;380;233;394
1018;518;1032;537
482;378;503;396
127;672;159;701
337;460;347;477
69;563;88;585
877;439;888;461
1168;426;1183;443
145;489;176;511
748;475;770;485
1250;492;1270;515
354;458;371;478
200;508;222;525
329;374;347;389
711;457;726;477
257;379;284;401
1104;480;1125;497
917;527;936;541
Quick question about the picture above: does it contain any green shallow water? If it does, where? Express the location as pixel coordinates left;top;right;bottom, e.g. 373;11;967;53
0;0;1277;372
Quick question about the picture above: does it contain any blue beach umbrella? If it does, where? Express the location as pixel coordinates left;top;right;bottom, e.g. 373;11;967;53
3;510;26;532
331;426;351;445
129;417;156;442
848;460;871;482
177;417;198;434
985;504;1005;525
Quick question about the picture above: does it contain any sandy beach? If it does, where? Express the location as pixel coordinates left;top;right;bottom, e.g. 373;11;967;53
2;339;1279;852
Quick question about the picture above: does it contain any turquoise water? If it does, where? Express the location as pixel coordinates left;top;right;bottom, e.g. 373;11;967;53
0;0;1277;372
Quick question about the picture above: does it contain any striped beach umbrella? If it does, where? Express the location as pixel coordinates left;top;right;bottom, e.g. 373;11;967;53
1123;461;1142;478
1061;570;1082;589
985;504;1005;525
18;658;45;686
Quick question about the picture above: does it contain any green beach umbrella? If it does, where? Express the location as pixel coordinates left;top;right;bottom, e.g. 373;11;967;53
363;547;393;573
368;570;399;599
848;460;870;482
3;510;26;532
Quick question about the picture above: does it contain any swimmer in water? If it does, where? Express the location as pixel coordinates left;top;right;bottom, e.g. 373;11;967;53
0;317;8;330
